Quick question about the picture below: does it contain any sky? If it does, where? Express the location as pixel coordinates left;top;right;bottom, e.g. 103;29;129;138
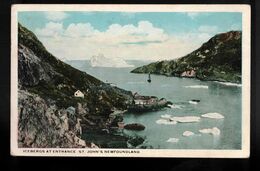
18;11;242;61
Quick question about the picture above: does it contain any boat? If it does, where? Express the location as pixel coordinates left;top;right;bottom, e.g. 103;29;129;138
147;73;151;83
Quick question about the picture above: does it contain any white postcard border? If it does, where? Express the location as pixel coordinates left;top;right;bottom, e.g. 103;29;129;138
11;4;251;158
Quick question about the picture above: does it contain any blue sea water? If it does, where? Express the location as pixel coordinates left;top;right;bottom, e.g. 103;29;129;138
67;60;241;149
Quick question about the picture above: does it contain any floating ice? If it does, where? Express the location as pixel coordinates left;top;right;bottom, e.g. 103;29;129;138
184;85;208;89
214;81;242;87
166;138;179;143
90;54;134;68
161;114;172;119
199;127;220;136
170;116;200;123
167;104;183;109
183;131;195;137
201;112;224;119
156;119;177;125
189;101;198;105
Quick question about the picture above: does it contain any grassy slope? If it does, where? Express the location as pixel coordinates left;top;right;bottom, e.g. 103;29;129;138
18;23;133;115
131;31;242;83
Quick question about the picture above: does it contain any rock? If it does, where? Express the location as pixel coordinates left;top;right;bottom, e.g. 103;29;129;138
127;136;145;147
66;107;76;116
191;99;200;103
124;123;145;131
90;142;99;148
18;90;86;148
76;103;88;116
74;135;86;147
128;96;169;113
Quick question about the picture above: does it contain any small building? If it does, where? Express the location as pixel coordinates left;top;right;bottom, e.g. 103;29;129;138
74;90;84;98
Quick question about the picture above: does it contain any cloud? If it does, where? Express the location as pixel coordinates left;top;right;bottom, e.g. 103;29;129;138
35;22;63;37
230;23;242;30
198;25;218;33
65;23;99;37
44;11;68;21
35;21;208;61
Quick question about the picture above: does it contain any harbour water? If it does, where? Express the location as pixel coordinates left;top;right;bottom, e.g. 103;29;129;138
67;60;242;149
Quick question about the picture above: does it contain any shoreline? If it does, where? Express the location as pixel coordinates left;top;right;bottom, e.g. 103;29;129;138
130;72;242;86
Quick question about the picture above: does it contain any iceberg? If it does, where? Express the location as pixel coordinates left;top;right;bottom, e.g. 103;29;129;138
199;127;220;136
167;104;183;109
183;131;195;137
184;85;208;89
170;116;200;123
166;138;179;143
90;54;134;68
156;119;177;125
201;112;224;119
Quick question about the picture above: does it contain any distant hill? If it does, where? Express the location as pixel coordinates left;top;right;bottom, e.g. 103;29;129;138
131;31;242;83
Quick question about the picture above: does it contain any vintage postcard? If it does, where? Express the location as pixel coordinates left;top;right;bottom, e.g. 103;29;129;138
11;4;251;157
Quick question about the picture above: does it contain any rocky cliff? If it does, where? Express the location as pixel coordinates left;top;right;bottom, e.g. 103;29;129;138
131;31;242;83
18;23;134;148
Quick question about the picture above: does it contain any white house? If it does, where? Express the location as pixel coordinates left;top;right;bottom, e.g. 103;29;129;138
74;90;84;98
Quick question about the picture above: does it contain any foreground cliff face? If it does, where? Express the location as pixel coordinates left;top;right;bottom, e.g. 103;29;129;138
18;90;89;148
18;23;134;148
131;31;242;83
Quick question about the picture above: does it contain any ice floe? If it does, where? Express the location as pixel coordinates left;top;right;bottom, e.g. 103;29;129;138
170;116;200;123
189;101;198;105
160;115;201;123
183;131;195;137
214;81;242;87
201;112;224;119
156;119;177;125
184;85;209;89
199;127;220;136
167;104;183;109
161;114;172;119
166;138;179;143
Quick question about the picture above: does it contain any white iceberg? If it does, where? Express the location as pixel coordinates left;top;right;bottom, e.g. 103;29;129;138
183;131;195;137
166;138;179;143
184;85;208;89
167;104;183;109
170;116;200;123
156;119;177;125
201;112;224;119
199;127;220;136
90;54;134;68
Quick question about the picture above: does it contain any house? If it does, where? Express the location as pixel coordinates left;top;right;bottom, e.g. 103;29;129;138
74;90;84;98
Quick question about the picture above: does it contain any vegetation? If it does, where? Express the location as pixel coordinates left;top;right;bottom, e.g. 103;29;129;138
18;23;133;115
131;31;242;83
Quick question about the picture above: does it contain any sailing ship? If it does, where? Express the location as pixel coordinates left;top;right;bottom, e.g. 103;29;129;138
147;73;151;83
